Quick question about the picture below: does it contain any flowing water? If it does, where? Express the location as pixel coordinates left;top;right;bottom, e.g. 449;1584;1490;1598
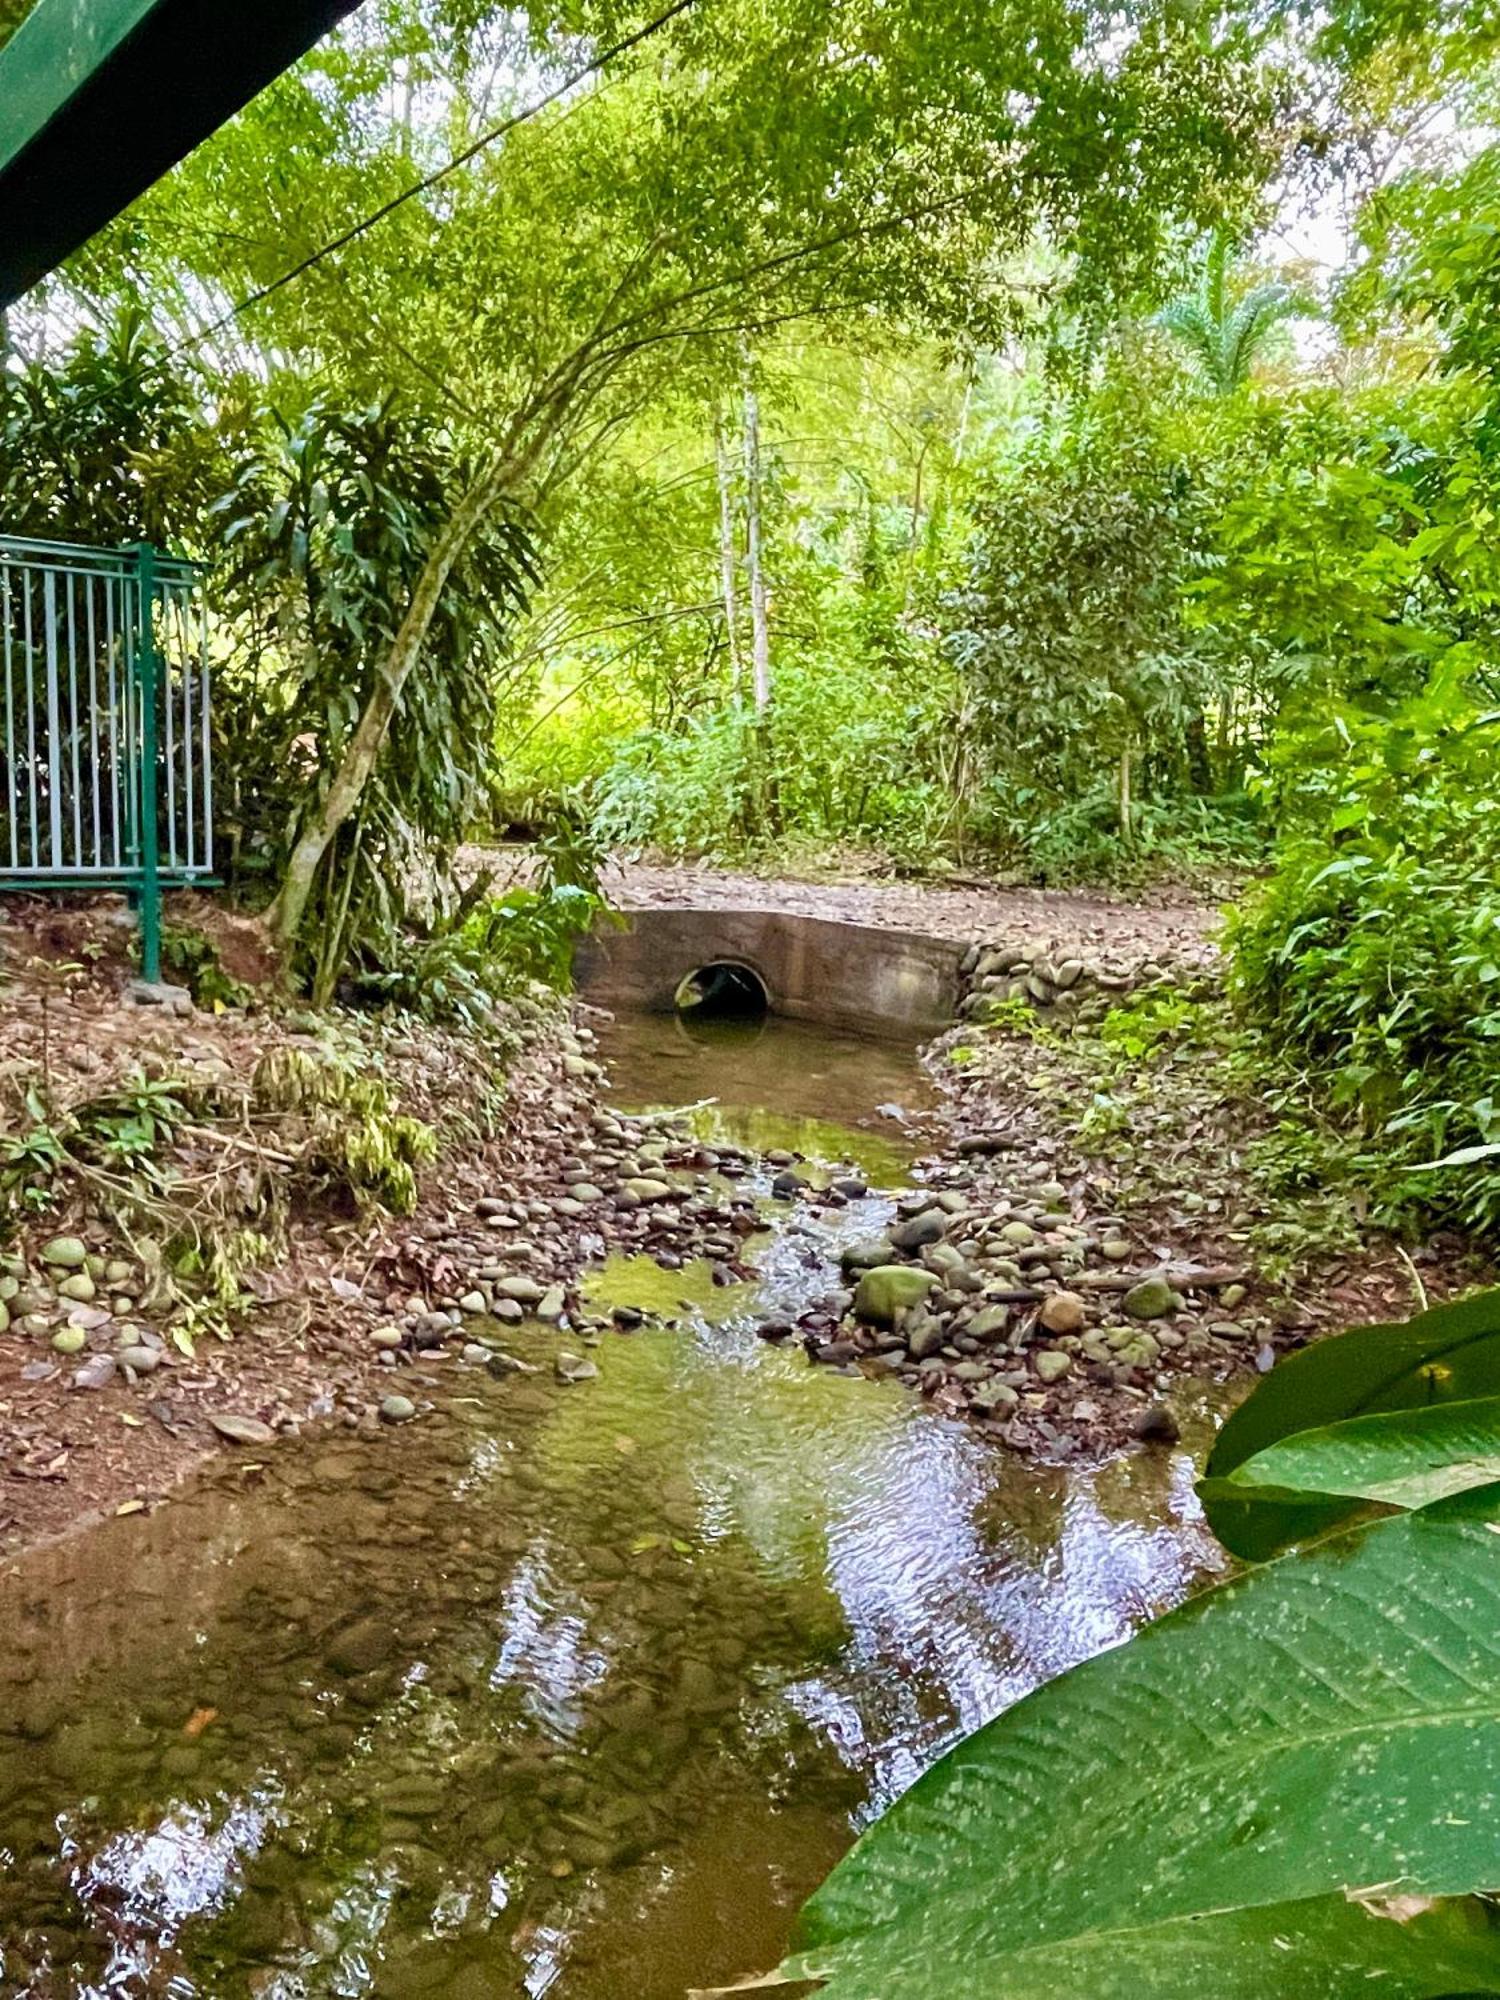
0;1013;1224;1998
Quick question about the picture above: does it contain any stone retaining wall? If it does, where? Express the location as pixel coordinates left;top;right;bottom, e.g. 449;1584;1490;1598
957;937;1214;1025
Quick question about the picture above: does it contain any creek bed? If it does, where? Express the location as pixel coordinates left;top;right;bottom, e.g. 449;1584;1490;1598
0;1013;1221;1997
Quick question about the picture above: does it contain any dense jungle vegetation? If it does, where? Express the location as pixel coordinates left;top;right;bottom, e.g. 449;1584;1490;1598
1;0;1497;1232
7;3;1500;1995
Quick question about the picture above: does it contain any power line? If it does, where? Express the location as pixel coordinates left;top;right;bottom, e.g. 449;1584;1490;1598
94;0;705;374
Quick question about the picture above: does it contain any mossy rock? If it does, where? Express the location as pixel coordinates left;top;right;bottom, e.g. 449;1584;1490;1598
853;1265;938;1326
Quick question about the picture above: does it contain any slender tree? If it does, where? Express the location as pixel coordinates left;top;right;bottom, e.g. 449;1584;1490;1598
742;375;771;716
713;407;742;696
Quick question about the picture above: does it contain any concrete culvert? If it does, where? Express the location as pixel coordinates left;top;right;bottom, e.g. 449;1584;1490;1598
673;961;769;1020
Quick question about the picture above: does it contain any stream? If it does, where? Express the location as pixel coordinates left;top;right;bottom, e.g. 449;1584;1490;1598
0;1012;1223;1998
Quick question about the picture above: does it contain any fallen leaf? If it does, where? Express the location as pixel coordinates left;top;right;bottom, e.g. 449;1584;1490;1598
115;1498;146;1516
183;1706;218;1739
120;1413;145;1428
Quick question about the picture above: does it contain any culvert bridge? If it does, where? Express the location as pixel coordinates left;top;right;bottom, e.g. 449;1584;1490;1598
573;907;962;1038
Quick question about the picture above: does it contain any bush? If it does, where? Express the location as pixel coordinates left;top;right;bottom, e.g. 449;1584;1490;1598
589;653;960;866
1231;667;1500;1235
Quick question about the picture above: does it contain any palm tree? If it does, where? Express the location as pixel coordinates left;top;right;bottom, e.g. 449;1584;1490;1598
1155;233;1301;395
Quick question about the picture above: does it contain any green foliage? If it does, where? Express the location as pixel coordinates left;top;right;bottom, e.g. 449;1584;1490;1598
1155;232;1305;395
589;654;959;866
767;1489;1500;1997
352;883;601;1024
158;928;252;1012
251;1045;437;1215
941;397;1254;876
347;801;609;1021
1229;664;1500;1235
0;1070;190;1223
210;395;538;993
1202;1284;1500;1552
0;309;233;548
1096;988;1204;1062
1210;1392;1500;1542
768;1288;1500;1998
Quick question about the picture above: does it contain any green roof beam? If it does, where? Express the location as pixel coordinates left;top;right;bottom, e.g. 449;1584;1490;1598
0;0;366;309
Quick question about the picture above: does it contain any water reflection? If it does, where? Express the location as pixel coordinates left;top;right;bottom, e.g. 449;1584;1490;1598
0;1020;1225;1997
594;1010;931;1184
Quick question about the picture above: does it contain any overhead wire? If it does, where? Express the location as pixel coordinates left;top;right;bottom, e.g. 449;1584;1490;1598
36;0;705;384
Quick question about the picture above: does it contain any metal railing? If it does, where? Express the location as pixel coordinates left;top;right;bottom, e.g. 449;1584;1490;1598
0;535;213;982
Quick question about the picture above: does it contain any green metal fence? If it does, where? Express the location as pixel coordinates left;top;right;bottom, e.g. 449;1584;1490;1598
0;535;213;983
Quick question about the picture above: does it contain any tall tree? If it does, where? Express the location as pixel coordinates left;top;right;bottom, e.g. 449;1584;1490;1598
742;373;771;716
713;406;742;696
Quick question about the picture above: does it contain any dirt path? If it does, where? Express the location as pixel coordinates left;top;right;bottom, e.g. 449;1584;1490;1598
606;858;1224;969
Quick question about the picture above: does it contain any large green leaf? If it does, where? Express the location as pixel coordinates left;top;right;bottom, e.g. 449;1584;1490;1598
1207;1285;1500;1480
746;1488;1500;1999
1200;1394;1500;1559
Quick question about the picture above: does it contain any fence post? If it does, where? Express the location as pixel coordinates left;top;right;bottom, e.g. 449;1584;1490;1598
133;542;162;985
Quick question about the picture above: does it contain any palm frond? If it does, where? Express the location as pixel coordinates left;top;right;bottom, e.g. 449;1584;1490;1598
1221;284;1296;390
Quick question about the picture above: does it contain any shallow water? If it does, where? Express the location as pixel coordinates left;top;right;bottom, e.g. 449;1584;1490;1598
0;1015;1223;1998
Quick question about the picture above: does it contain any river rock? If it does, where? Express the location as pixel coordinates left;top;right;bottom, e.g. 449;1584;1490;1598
1034;1350;1072;1384
40;1236;87;1269
906;1316;946;1361
379;1395;417;1424
890;1210;946;1252
839;1238;896;1275
623;1178;673;1203
496;1275;545;1305
972;1380;1020;1414
967;1303;1012;1341
569;1183;606;1205
1038;1290;1086;1335
370;1325;405;1350
116;1346;161;1376
555;1352;598;1383
853;1265;937;1325
1123;1276;1178;1320
458;1290;488;1315
486;1351;533;1377
72;1354;117;1391
327;1618;394;1676
50;1326;86;1354
536;1286;566;1323
57;1272;95;1302
209;1411;275;1445
1000;1220;1037;1247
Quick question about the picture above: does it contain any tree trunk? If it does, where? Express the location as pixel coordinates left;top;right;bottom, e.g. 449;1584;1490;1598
1118;743;1134;845
742;378;771;716
713;407;742;698
262;458;515;949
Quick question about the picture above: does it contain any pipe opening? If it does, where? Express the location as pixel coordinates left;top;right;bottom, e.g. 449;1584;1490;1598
674;961;769;1020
